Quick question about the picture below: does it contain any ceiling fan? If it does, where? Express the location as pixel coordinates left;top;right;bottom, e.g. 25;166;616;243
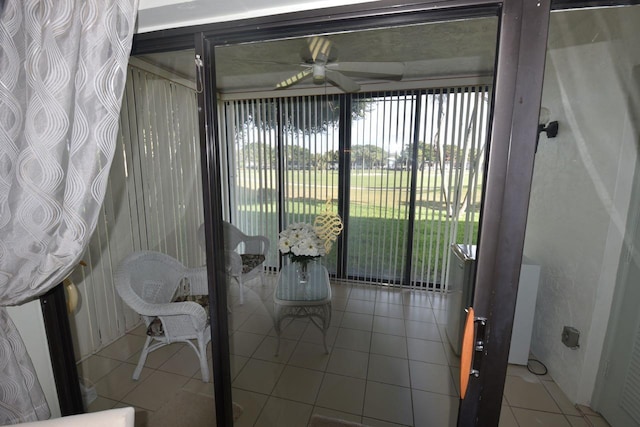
275;36;405;93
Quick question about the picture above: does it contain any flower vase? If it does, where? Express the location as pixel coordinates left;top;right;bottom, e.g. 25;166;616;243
295;260;310;284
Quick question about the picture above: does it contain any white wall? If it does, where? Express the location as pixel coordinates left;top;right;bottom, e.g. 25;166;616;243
524;8;640;405
7;302;61;419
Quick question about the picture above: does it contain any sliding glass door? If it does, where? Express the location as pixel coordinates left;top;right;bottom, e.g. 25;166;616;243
345;88;489;287
220;86;489;288
203;6;514;425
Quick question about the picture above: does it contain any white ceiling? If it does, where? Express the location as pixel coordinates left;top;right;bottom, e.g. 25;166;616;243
136;0;380;33
134;2;640;95
137;17;498;93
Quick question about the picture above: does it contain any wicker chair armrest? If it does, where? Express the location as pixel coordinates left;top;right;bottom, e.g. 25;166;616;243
164;301;208;331
225;250;243;276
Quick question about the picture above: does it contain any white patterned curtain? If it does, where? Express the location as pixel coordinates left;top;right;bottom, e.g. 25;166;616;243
0;0;138;423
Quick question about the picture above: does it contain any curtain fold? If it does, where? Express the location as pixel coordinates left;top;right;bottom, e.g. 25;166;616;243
0;0;138;422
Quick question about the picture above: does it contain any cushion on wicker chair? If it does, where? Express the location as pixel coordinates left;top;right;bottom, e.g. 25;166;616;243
146;294;210;336
240;254;265;274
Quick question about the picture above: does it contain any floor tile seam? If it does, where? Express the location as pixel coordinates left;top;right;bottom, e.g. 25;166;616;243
118;393;161;413
344;309;376;316
153;364;197;381
325;365;368;381
362;408;415;426
405;333;443;343
270;372;326;406
313;402;364;418
403;318;439;326
365;367;411;389
231;334;273;376
560;412;592;425
401;303;433;310
338;321;374;331
248;389;271;427
231;380;280;398
96;350;140;364
537;379;581;412
347;297;377;303
314;373;364;417
405;355;449;366
373;312;406;320
115;373;162;411
549;403;585;417
409;383;458;398
77;359;125;385
309;406;365;425
508;403;565;414
363;379;415;426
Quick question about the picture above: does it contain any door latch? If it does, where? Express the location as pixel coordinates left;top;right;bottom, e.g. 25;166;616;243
460;309;488;399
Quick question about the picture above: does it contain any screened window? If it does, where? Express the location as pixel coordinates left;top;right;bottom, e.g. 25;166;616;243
220;86;490;290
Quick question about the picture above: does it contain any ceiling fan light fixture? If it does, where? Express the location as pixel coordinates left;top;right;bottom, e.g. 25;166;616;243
312;63;326;84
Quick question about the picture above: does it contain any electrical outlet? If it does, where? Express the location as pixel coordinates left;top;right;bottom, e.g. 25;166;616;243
562;326;580;349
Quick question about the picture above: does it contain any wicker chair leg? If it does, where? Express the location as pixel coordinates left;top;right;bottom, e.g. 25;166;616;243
133;336;154;380
198;337;210;383
238;277;244;305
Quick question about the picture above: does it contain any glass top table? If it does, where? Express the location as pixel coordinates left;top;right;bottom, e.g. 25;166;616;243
274;262;331;302
273;262;332;354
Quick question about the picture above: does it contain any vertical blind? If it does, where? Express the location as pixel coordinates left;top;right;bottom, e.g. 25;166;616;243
411;87;488;289
347;91;417;284
222;95;341;270
68;64;203;360
222;85;490;290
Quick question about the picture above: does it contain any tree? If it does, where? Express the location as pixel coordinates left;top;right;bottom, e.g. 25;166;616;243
285;145;312;169
417;141;436;169
237;96;372;135
238;142;276;169
394;144;412;170
351;144;387;169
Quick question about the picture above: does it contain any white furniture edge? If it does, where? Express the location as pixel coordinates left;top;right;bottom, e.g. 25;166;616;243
16;407;134;426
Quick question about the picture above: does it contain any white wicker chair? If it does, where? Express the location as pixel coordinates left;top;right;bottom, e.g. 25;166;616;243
114;251;211;382
223;221;270;304
198;222;270;304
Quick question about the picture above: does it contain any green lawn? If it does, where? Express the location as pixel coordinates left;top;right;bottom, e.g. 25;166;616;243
234;167;481;285
237;204;478;285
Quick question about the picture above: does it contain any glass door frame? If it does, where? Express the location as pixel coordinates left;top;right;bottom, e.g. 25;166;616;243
197;1;549;424
131;1;551;425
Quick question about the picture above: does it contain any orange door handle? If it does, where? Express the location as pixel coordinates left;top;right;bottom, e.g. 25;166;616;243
460;307;475;400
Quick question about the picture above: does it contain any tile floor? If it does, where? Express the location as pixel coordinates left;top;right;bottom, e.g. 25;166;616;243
80;275;611;427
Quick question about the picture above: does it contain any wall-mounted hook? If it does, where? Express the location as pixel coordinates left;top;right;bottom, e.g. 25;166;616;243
195;54;204;94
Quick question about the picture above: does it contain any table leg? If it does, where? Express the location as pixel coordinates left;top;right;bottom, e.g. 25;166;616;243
321;303;331;354
273;306;282;356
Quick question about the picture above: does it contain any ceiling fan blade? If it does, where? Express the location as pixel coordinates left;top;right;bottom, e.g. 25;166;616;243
276;68;313;89
325;69;360;93
307;36;332;63
327;62;405;79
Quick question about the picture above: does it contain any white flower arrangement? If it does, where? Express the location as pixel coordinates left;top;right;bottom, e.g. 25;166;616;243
279;201;344;268
278;222;327;263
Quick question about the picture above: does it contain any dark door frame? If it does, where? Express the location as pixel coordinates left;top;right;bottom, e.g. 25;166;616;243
198;2;545;424
136;1;546;426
